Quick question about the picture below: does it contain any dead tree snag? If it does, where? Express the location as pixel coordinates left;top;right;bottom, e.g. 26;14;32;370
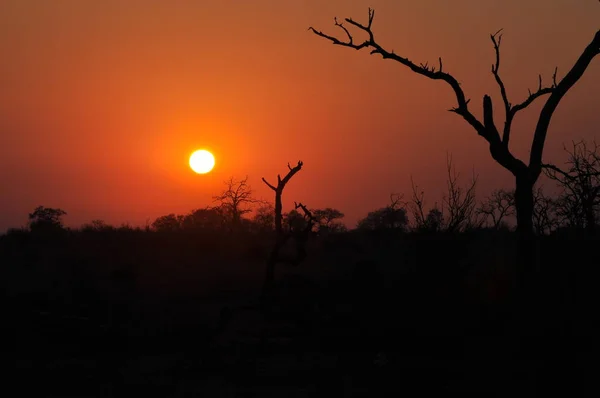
261;161;304;301
310;9;600;285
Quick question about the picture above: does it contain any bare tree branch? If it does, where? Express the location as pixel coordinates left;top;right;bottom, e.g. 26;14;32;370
262;178;277;191
310;8;489;140
213;176;265;227
541;162;572;181
490;29;511;142
443;154;480;232
310;7;600;239
261;161;303;236
409;176;427;229
490;29;557;147
310;8;529;176
530;30;600;175
542;140;600;232
477;189;515;229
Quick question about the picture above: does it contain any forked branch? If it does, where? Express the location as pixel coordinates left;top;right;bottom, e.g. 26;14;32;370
530;30;600;174
310;8;491;142
261;160;304;303
490;29;557;147
262;160;303;235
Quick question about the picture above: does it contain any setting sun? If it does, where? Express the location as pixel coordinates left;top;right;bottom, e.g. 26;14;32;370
189;149;215;174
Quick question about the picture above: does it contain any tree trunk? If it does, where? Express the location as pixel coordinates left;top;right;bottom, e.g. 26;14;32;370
515;175;534;239
514;173;537;279
512;172;541;335
262;188;284;306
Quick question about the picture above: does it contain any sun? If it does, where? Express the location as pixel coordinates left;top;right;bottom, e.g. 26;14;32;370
189;149;215;174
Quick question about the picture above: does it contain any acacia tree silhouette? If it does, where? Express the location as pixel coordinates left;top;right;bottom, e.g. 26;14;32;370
310;8;600;286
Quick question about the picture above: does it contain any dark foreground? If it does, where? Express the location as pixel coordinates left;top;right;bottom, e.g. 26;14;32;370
2;230;599;397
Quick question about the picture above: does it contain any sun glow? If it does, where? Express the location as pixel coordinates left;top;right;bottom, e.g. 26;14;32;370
189;149;215;174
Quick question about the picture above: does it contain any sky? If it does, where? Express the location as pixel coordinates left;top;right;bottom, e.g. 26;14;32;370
0;0;599;231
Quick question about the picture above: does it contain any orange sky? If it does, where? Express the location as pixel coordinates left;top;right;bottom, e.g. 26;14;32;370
0;0;598;231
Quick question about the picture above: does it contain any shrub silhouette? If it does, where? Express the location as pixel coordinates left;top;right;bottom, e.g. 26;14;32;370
28;206;67;233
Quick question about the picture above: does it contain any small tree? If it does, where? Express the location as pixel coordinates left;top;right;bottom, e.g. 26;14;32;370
357;194;408;231
151;214;182;232
543;140;600;234
81;219;113;232
180;207;226;231
409;179;428;230
213;176;262;229
284;209;309;233
443;155;480;232
532;186;560;235
252;203;276;233
477;189;516;230
28;206;67;232
424;207;445;232
312;207;346;233
410;155;480;232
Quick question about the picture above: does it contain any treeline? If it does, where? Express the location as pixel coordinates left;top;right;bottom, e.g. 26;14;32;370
3;140;598;239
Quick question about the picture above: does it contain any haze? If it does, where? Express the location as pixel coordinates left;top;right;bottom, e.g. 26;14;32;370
1;0;598;231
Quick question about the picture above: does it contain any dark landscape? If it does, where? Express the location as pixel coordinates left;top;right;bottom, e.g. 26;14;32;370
3;157;600;396
1;1;599;396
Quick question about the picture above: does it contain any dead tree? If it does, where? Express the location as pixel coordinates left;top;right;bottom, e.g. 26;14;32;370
477;189;516;230
261;161;304;299
409;178;427;230
532;186;560;235
443;154;480;232
542;140;600;234
409;155;480;232
213;176;263;229
310;9;600;275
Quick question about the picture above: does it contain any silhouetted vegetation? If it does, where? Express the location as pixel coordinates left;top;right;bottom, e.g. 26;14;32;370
310;9;600;304
3;148;600;396
1;6;598;395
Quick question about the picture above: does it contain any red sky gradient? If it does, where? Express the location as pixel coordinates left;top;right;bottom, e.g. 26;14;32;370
0;0;599;231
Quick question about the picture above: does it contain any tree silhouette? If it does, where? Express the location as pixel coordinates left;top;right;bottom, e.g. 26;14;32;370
261;161;304;299
357;194;408;231
180;207;225;231
81;219;113;232
477;189;516;230
532;186;560;235
312;207;346;233
151;214;182;232
424;207;444;232
442;155;480;232
252;203;276;233
310;9;600;276
28;206;67;233
284;208;308;233
409;155;480;232
543;140;600;234
213;176;262;229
